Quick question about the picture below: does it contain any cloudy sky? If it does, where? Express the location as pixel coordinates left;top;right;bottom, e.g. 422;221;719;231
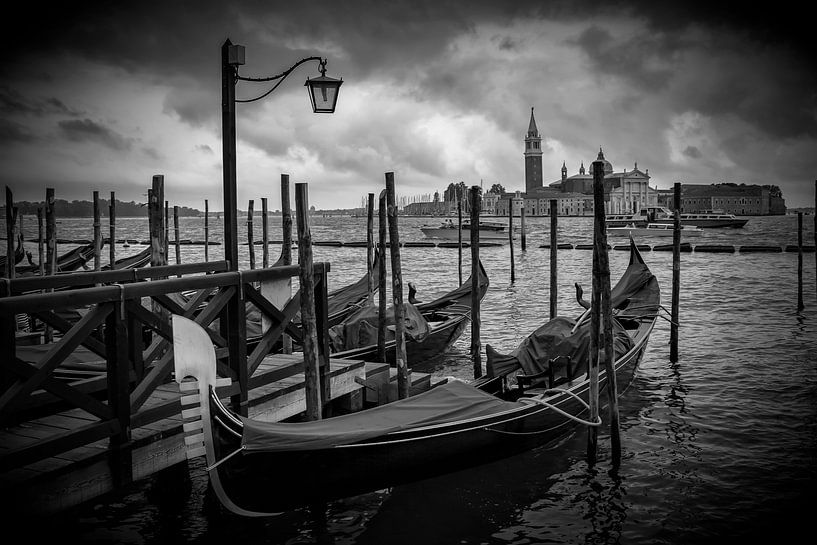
1;1;814;212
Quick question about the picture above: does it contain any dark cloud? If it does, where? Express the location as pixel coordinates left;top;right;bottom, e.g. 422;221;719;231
0;118;37;144
683;146;702;159
58;119;133;151
0;86;81;117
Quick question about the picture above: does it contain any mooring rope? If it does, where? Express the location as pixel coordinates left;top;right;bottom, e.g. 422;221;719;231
206;444;245;472
485;388;601;435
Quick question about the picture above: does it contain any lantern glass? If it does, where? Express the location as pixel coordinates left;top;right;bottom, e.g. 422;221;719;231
305;75;342;113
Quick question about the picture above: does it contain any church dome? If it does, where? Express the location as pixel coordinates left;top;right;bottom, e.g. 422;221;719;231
589;147;613;176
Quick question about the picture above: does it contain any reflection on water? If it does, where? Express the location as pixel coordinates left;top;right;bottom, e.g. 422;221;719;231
12;214;817;544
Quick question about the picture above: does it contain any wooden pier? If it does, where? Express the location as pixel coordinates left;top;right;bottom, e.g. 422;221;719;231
0;258;431;516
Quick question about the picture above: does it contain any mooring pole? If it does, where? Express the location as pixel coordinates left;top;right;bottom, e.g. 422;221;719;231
247;199;255;270
587;164;604;466
550;199;558;319
173;206;181;270
281;174;293;354
457;189;463;286
4;187;15;279
508;198;515;283
281;174;293;267
109;192;116;269
670;182;681;362
36;208;44;277
93;191;101;271
386;173;409;399
595;176;620;469
261;197;269;268
204;199;209;262
798;211;804;311
520;205;527;251
377;190;388;363
45;188;56;278
469;186;482;379
367;193;375;303
295;182;322;420
149;178;165;268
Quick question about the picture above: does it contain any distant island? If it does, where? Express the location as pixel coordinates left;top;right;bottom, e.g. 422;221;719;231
3;199;202;218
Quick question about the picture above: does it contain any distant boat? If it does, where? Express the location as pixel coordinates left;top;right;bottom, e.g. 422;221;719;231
607;207;747;228
651;211;748;228
608;223;704;238
420;219;514;241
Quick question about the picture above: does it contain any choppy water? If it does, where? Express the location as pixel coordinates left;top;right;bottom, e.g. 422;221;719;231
12;213;817;544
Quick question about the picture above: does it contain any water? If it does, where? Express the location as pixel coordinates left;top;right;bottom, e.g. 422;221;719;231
12;214;817;544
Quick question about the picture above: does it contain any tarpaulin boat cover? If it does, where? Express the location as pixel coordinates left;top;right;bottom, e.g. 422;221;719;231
486;244;656;378
241;380;520;452
327;300;430;351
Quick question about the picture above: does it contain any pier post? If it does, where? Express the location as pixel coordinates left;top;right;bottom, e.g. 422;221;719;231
469;186;482;379
149;177;166;268
520;205;527;251
164;200;169;265
281;175;293;354
4;187;15;279
295;182;323;419
204;199;209;262
109;192;116;269
377;190;387;363
93;191;101;271
798;212;804;311
367;193;375;302
261;197;269;268
386;172;409;399
508;197;515;283
458;188;463;286
173;206;181;271
281;175;293;266
36;208;44;277
247;199;255;269
45;188;56;278
550;199;558;319
670;182;681;362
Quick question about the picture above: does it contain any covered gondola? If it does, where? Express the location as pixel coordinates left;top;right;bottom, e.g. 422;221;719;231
171;239;659;516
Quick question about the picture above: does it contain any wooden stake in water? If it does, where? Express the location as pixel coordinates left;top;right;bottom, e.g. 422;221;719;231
386;172;409;399
469;186;482;379
280;175;294;354
204;199;209;262
93;191;101;271
377;190;387;363
295;183;322;420
508;197;515;283
367;193;375;302
591;162;620;469
45;188;56;277
173;205;181;270
281;174;293;267
4;187;15;279
670;182;681;362
261;197;269;268
247;200;255;270
798;212;804;311
36;208;44;277
149;177;165;268
520;205;527;251
457;190;463;286
550;199;558;319
164;200;169;262
109;192;116;269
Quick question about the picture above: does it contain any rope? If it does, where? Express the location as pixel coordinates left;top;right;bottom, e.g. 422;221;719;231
206;444;245;471
484;388;601;435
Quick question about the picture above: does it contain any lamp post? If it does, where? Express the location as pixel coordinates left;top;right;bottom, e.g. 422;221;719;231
221;38;342;271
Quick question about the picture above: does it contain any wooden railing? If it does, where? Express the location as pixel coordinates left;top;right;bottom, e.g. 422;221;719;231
0;260;330;475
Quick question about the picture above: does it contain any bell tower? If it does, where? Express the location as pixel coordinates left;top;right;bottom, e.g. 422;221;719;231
524;107;543;192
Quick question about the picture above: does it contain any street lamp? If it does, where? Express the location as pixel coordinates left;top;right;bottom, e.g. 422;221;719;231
221;38;342;271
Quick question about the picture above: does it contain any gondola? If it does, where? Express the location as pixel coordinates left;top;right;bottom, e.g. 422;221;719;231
16;241;102;275
0;234;25;272
171;238;659;516
329;259;489;367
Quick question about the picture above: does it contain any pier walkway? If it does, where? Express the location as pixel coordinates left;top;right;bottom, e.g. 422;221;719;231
0;259;430;515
